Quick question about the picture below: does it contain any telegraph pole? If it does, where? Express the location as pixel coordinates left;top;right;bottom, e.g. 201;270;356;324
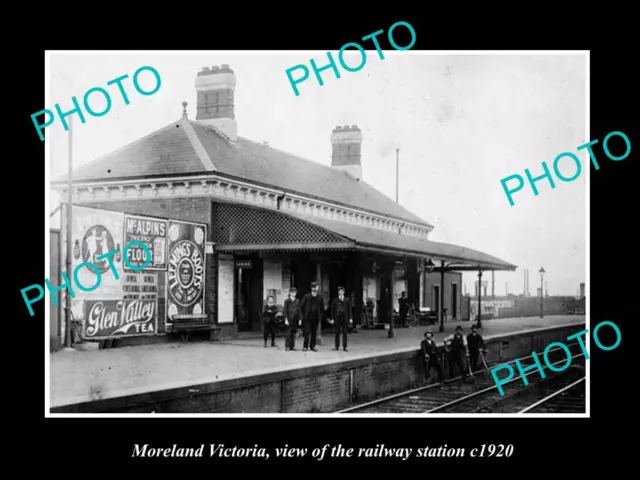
64;116;74;349
395;148;400;203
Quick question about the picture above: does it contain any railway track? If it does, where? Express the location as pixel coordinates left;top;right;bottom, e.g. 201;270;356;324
518;377;585;414
338;342;586;414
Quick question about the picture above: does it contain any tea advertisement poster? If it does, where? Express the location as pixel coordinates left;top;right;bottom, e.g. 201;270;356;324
166;220;207;323
71;206;124;300
82;270;159;339
123;214;168;271
83;298;157;339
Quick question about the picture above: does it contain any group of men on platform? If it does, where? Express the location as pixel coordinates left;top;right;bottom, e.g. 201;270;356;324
262;281;488;379
421;324;486;383
262;281;353;352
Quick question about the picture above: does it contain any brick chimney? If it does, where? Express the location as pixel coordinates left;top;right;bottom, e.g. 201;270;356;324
331;125;362;180
194;64;237;141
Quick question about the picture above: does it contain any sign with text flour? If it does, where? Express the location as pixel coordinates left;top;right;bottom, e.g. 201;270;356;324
71;205;124;300
124;214;168;271
166;220;207;323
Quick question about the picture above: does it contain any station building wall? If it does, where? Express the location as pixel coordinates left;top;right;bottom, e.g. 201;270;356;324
75;197;237;340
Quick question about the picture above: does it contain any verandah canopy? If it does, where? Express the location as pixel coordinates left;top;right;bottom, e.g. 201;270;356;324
215;212;516;272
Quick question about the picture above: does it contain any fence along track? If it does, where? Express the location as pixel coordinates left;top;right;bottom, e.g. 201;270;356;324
517;377;586;414
338;342;584;414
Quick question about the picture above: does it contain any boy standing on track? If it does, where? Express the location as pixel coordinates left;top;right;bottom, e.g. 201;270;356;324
467;324;486;372
421;331;444;383
283;287;301;351
445;325;470;381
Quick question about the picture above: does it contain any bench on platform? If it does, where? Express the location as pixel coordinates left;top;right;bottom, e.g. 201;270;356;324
167;314;220;341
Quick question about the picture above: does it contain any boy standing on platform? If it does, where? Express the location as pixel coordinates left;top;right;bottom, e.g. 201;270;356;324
262;295;278;348
284;287;301;351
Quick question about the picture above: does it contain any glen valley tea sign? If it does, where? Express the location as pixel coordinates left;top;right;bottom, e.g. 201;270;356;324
83;299;157;339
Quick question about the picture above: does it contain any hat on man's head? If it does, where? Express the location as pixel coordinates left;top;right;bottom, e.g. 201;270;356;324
471;324;478;330
455;326;463;332
424;331;433;337
337;286;345;292
289;286;297;292
310;281;319;288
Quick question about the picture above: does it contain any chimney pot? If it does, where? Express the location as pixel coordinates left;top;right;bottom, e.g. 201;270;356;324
330;123;363;180
194;65;237;141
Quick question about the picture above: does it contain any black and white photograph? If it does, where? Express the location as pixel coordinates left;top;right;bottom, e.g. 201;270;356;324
44;51;588;416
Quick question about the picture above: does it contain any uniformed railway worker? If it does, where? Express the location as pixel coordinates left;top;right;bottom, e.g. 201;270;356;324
444;325;470;380
301;281;324;351
283;287;301;351
420;331;444;383
329;286;352;351
467;324;486;372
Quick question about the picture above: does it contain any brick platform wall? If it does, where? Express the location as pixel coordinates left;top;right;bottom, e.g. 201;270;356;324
52;323;585;414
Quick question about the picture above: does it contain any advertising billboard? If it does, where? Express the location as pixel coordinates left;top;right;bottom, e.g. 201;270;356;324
124;214;167;271
165;220;207;325
71;205;124;300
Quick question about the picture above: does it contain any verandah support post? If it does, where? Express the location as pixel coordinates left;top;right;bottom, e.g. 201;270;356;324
315;262;323;346
439;261;445;333
477;268;483;329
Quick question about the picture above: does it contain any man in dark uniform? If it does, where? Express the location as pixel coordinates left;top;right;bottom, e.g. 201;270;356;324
444;325;469;380
420;331;444;383
330;286;352;351
398;291;409;327
283;287;301;351
301;281;323;352
467;324;486;372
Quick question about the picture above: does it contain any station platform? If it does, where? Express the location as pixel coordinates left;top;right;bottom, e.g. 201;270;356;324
50;315;586;409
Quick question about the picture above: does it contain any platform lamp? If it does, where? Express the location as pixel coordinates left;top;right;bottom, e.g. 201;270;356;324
425;258;435;274
539;267;545;318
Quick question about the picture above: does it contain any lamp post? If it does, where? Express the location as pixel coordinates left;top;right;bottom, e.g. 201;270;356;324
539;267;545;318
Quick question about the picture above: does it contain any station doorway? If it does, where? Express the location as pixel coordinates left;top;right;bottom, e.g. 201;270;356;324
235;258;263;332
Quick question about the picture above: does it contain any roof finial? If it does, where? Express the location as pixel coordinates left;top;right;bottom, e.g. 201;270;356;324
181;101;188;118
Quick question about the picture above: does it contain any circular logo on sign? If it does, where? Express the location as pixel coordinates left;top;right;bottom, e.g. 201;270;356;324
194;227;204;245
168;302;178;319
168;224;180;242
81;225;116;274
177;257;195;289
167;240;204;307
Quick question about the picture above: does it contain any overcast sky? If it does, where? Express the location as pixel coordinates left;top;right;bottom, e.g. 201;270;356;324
47;52;587;296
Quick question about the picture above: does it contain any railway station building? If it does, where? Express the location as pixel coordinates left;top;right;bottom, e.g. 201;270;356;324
51;64;516;349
